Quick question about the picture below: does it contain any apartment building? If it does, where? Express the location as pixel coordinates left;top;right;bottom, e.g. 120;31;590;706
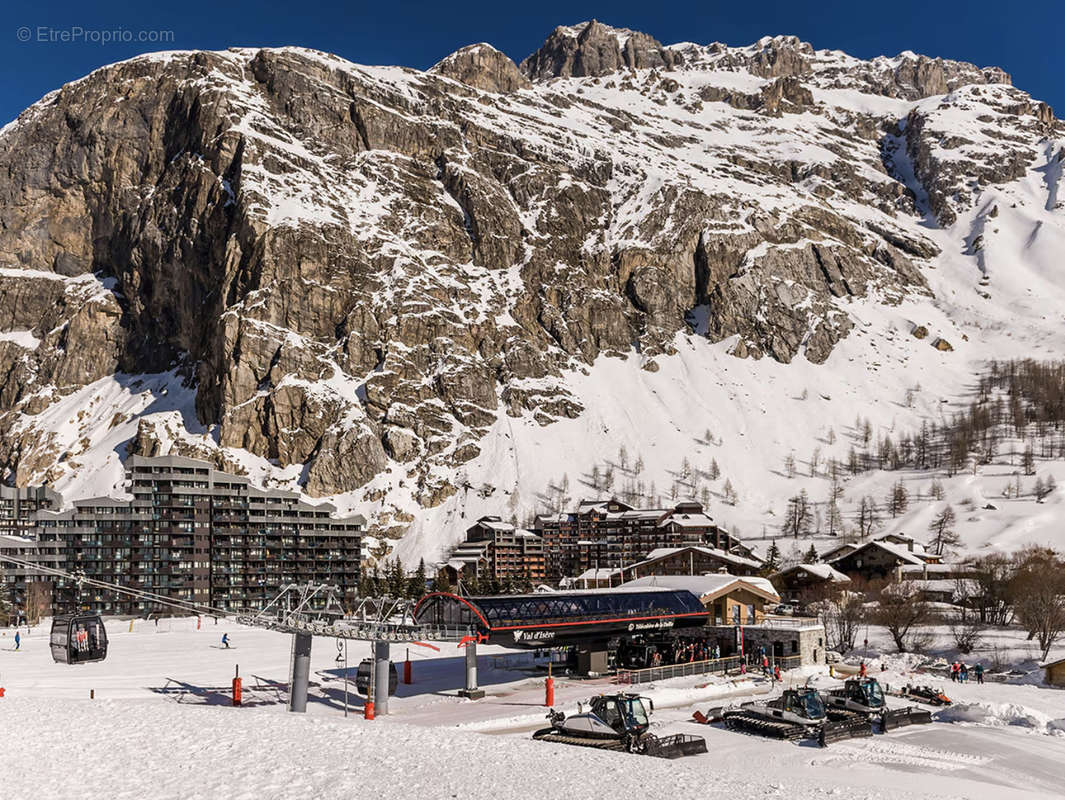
25;455;364;614
443;516;545;585
533;499;737;581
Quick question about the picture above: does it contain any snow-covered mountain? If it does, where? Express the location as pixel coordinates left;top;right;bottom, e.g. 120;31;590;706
0;21;1062;562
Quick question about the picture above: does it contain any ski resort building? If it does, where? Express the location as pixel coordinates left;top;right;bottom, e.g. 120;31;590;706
0;532;63;614
621;574;781;625
5;455;364;615
441;517;545;585
0;485;62;537
531;499;741;581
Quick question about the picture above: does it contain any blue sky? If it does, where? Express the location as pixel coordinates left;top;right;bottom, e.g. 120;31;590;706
1;0;1061;125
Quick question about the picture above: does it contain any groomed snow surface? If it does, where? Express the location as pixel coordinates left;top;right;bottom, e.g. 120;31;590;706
1;618;1063;799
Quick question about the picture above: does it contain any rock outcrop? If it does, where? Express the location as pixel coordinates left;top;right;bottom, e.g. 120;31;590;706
520;20;681;80
430;44;530;93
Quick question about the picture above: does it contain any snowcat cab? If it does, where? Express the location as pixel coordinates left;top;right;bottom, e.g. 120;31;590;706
824;678;932;732
722;687;873;745
825;677;885;715
533;693;706;758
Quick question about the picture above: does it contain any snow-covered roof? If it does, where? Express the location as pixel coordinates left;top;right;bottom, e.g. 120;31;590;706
657;513;715;528
772;563;851;583
828;539;926;567
622;574;780;603
575;568;621;580
637;545;762;570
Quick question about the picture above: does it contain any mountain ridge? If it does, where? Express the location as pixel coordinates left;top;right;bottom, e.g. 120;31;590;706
0;21;1061;559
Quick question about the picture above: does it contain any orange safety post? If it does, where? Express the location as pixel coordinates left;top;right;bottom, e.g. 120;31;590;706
545;662;555;707
0;686;6;698
197;616;201;630
364;700;375;720
404;648;412;685
232;665;242;707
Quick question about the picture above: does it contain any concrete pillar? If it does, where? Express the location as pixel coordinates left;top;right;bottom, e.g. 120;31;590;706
374;640;390;716
461;640;485;699
289;632;313;713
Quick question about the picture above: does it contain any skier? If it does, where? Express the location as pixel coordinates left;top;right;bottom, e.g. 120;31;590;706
859;661;867;678
14;630;20;650
974;663;984;684
221;632;231;649
773;664;781;682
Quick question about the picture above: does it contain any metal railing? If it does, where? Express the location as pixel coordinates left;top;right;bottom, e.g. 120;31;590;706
616;655;742;685
616;653;803;685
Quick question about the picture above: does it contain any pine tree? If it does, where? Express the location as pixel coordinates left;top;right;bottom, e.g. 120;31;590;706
784;452;796;479
404;558;425;598
802;544;819;563
930;478;945;500
857;496;880;538
1034;477;1048;502
1022;443;1036;476
708;459;721;480
618;445;628;470
928;505;959;555
827;427;837;445
887;480;909;517
722;479;737;506
763;542;782;572
591;465;601;490
826;500;843;537
387;558;406;597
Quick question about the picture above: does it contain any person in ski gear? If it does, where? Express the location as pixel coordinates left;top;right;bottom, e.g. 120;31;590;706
974;663;984;684
773;664;781;682
221;633;230;649
859;661;867;678
14;631;20;650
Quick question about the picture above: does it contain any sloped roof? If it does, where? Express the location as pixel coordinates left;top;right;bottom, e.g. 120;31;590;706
622;573;780;604
637;545;762;571
828;539;925;567
771;563;851;583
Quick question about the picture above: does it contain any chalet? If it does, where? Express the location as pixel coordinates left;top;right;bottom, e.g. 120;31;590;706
827;539;928;581
617;544;763;580
769;563;851;604
621;573;780;625
1041;652;1065;687
571;568;621;589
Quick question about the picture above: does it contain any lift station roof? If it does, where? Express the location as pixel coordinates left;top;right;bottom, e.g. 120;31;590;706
412;588;708;648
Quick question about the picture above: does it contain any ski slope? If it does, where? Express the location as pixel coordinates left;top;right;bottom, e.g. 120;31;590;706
1;617;1063;799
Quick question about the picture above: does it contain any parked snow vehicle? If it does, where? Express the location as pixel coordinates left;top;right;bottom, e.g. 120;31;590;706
824;678;931;730
721;687;873;745
892;684;953;707
533;693;707;758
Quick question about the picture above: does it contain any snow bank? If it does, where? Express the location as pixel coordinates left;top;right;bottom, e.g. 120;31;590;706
936;701;1065;737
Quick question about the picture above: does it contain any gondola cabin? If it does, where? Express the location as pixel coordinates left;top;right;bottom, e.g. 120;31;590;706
50;614;108;664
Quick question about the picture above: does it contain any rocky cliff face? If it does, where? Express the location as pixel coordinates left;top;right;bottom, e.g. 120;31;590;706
0;22;1059;537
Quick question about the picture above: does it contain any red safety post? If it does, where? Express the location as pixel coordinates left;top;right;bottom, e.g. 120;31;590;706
0;686;6;698
545;662;555;707
364;699;375;720
404;648;412;685
232;665;242;707
197;616;201;630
